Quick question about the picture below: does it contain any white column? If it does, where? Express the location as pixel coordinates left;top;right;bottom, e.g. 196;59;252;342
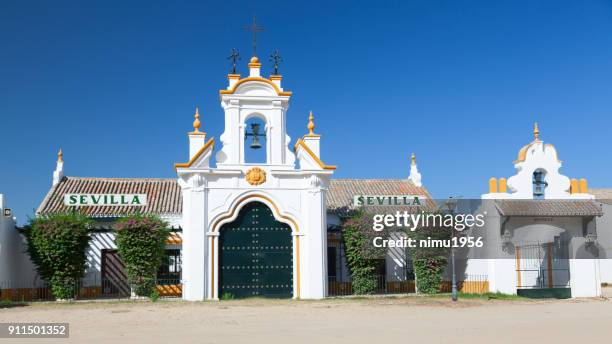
181;184;208;301
300;176;328;299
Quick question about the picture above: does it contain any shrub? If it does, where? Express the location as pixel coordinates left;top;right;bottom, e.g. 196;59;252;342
113;214;169;297
404;213;452;294
23;213;92;299
342;211;386;295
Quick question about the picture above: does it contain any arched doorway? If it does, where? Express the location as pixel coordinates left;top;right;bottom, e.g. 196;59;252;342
218;201;293;298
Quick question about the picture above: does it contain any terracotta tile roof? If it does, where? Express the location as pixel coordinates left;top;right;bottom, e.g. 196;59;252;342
589;189;612;205
495;200;603;217
37;177;182;217
327;179;435;216
37;177;434;218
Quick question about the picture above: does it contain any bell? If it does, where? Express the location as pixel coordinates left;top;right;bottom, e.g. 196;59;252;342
532;170;548;198
250;135;262;149
249;123;262;149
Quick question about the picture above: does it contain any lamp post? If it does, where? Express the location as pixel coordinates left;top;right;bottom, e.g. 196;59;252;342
445;197;458;302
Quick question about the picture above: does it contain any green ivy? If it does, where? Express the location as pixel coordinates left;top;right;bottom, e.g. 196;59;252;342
404;213;452;294
113;214;169;297
22;213;92;299
341;211;385;295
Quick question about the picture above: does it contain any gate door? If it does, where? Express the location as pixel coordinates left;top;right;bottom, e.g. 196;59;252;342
101;249;130;297
219;202;293;299
515;240;571;298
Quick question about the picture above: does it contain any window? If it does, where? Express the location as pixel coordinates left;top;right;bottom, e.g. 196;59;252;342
157;249;181;282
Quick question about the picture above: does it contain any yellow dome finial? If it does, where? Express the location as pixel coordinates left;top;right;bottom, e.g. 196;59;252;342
534;122;540;140
57;148;63;163
192;107;201;132
308;111;315;135
411;152;416;165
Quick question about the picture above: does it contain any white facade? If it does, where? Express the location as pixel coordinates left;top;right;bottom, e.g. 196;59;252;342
474;124;602;297
0;194;40;287
176;57;335;300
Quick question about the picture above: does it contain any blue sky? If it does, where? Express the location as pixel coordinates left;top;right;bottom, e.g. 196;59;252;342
1;1;612;224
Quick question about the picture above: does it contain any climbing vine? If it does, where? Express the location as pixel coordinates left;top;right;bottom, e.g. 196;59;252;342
113;214;169;297
341;211;386;294
22;213;93;299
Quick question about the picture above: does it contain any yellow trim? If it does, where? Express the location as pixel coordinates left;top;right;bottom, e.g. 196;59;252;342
227;74;241;79
499;178;507;193
166;232;182;245
570;178;578;194
248;62;262;68
489;177;498;193
210;194;301;299
174;138;215;169
294;139;337;170
515;141;561;164
579;178;588;193
269;75;282;80
219;77;292;96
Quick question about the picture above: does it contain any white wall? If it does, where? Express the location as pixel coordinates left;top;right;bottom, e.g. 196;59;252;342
0;194;40;288
596;203;612;284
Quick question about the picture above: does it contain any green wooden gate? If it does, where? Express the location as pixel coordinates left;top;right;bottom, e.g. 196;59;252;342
219;202;293;299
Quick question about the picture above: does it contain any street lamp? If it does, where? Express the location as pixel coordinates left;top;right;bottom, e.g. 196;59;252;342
445;197;458;302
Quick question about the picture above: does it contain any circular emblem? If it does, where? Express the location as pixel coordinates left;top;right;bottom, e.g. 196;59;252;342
245;167;266;186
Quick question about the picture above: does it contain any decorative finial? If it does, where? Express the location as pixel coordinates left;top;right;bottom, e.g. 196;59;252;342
534;122;539;140
57;148;63;163
308;111;315;135
411;152;416;166
192;107;201;132
269;50;282;75
227;48;240;74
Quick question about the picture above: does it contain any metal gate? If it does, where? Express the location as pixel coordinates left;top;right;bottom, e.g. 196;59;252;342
515;239;571;298
219;202;293;299
100;249;131;297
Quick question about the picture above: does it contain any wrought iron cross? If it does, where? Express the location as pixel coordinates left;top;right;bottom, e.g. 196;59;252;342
269;50;282;75
227;48;240;74
243;16;264;57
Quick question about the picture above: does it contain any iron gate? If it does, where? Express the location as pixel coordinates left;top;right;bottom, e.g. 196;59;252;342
515;240;571;298
219;202;293;299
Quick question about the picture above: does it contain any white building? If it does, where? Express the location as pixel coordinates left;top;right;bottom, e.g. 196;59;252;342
0;194;40;295
28;55;431;300
467;124;605;298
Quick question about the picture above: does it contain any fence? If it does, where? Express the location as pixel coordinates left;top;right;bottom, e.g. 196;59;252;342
328;274;488;296
0;277;182;302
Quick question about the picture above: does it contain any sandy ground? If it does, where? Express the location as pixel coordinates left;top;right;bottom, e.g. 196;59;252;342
1;293;612;344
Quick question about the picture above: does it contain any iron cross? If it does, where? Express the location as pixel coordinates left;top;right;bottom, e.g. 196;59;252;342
243;16;264;57
269;50;282;75
227;48;240;74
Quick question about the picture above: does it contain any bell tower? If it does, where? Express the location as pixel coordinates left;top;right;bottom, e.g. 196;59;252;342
176;47;335;301
215;56;295;169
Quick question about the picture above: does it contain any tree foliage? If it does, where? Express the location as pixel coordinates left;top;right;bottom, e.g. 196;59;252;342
23;213;92;299
113;214;169;297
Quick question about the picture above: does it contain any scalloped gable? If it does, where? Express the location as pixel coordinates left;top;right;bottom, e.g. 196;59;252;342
219;77;292;97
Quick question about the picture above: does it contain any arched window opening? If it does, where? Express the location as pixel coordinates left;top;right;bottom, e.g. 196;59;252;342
244;117;267;163
532;169;548;200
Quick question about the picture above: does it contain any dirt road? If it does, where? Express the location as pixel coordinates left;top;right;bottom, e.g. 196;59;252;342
1;296;611;343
